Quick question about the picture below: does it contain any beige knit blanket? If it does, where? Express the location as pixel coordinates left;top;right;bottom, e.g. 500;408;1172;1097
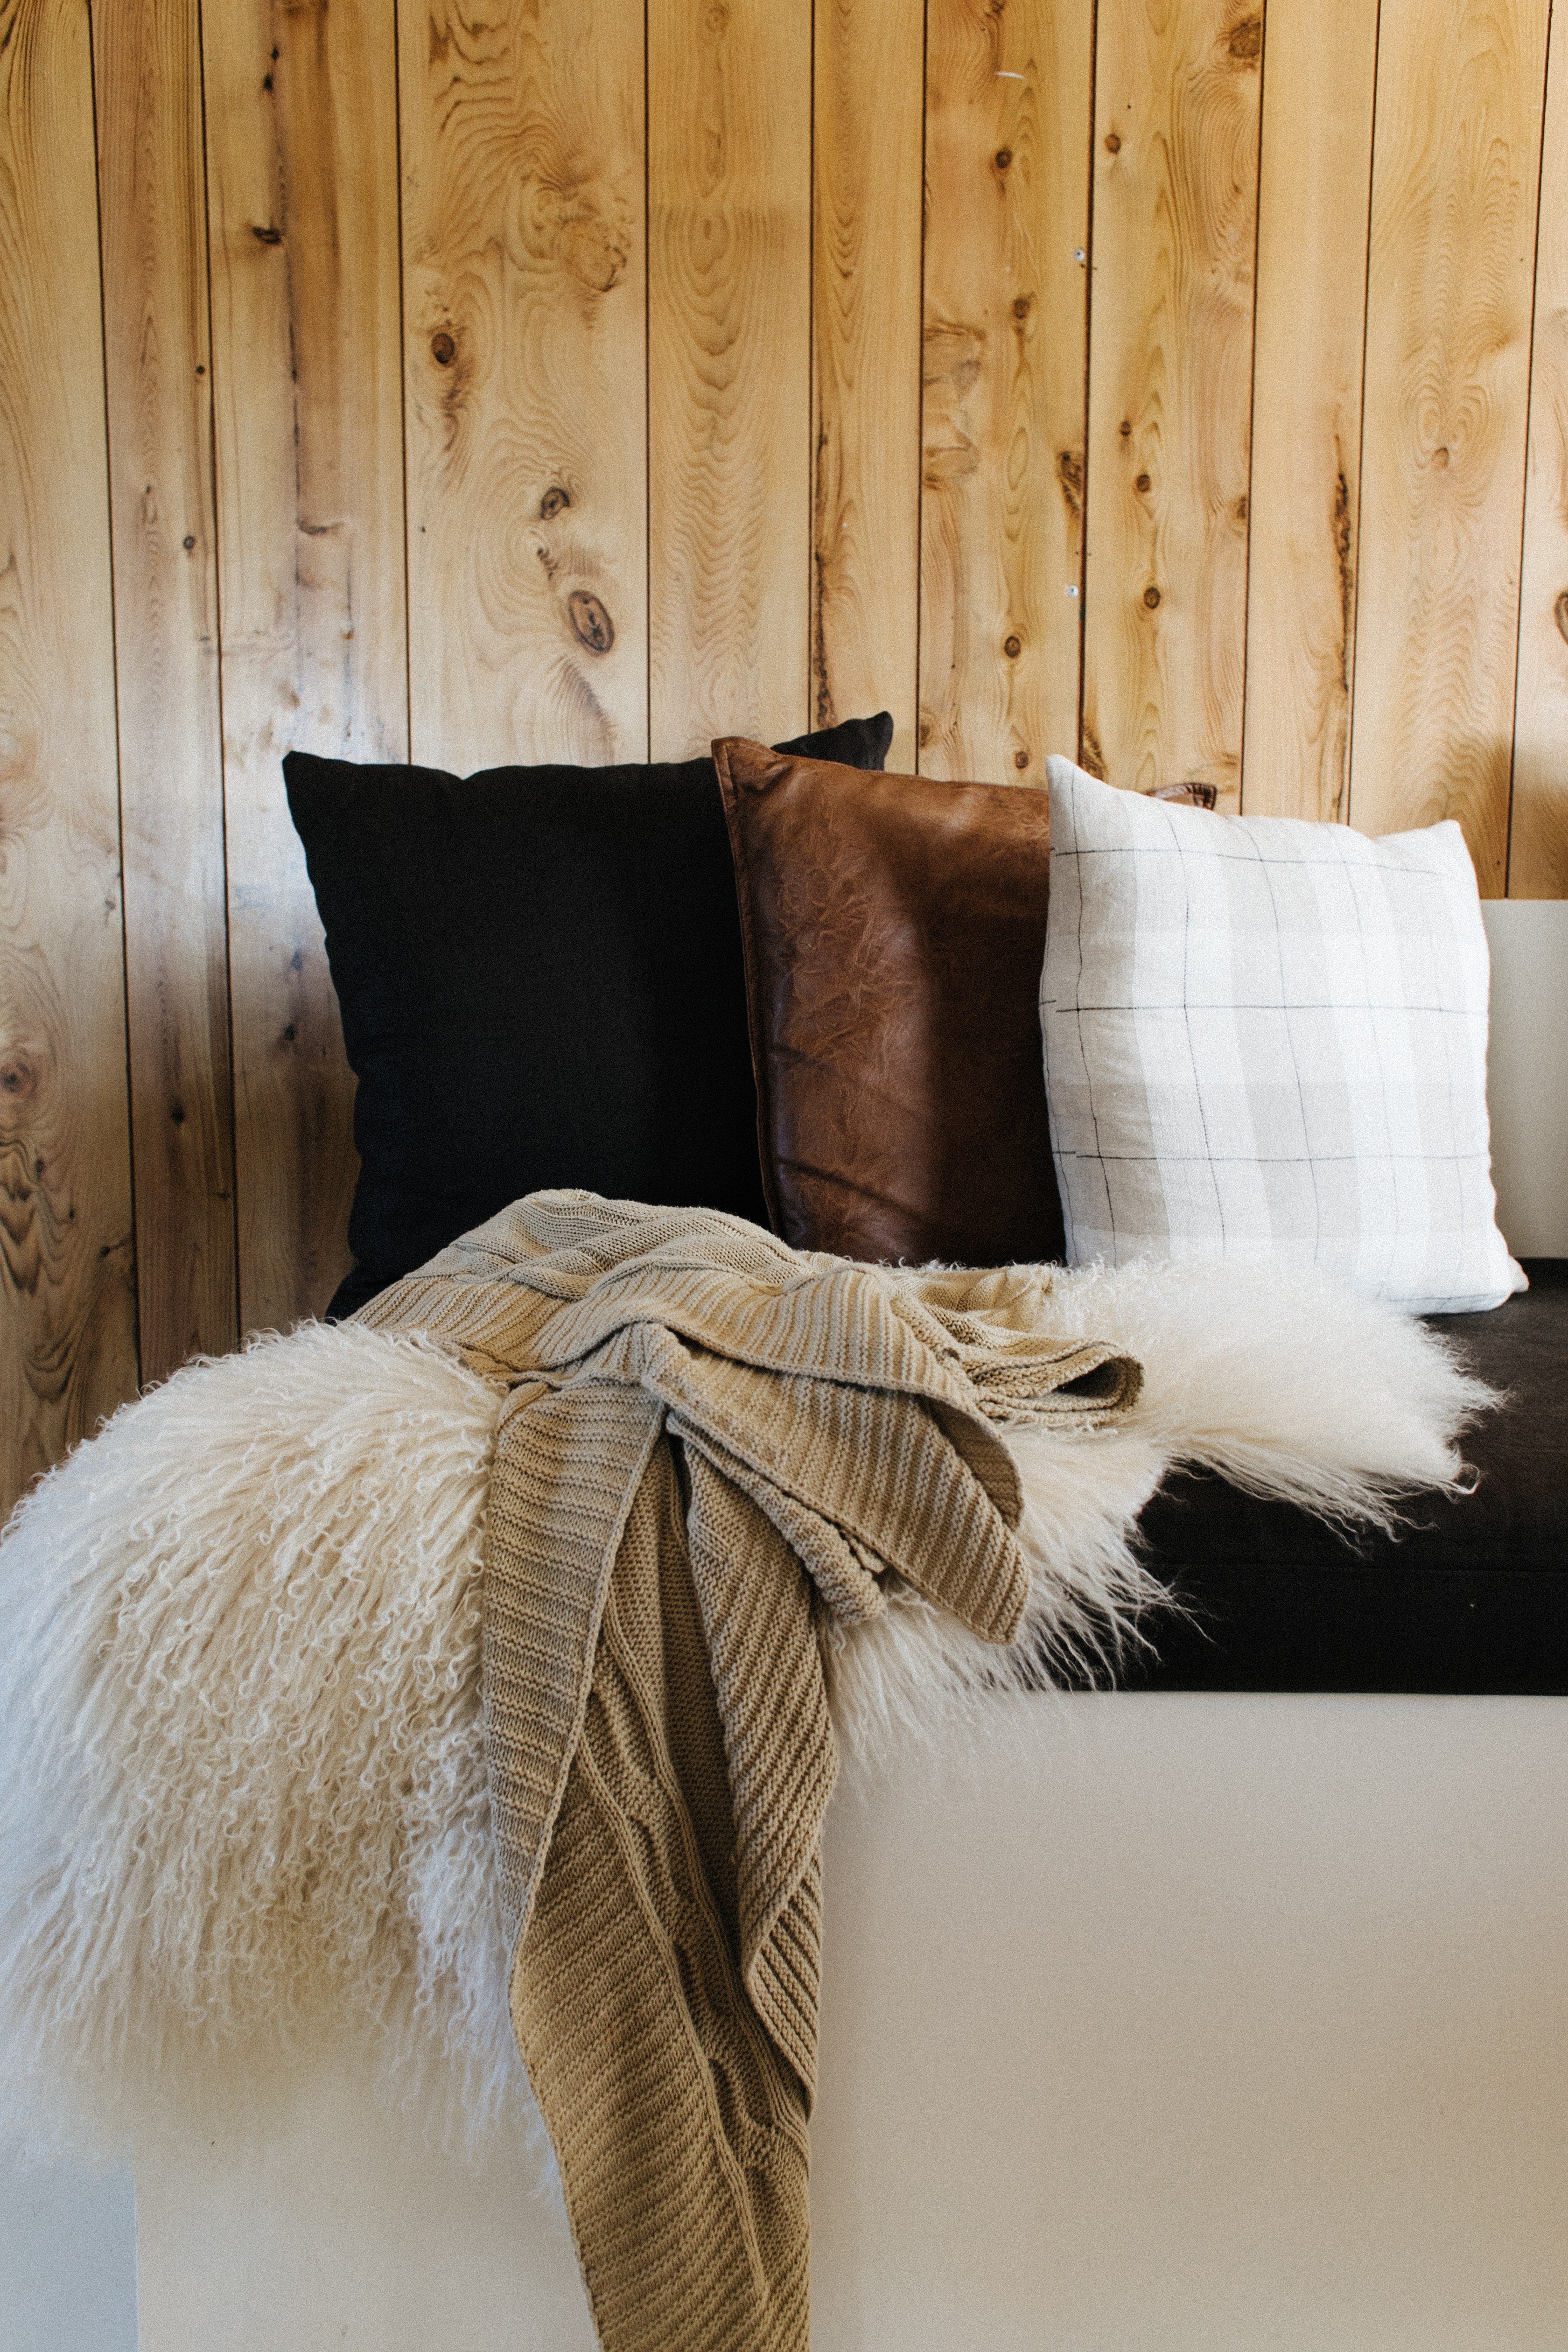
361;1194;1141;2352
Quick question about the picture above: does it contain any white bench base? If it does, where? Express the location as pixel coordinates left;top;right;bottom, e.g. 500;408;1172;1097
97;1693;1568;2352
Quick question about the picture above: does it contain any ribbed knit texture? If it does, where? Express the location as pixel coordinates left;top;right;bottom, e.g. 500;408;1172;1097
362;1194;1140;2351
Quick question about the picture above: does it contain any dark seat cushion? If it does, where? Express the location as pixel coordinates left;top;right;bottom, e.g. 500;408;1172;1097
1119;1261;1568;1693
286;715;893;1319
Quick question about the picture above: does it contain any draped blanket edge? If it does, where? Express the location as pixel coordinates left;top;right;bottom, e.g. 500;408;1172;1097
360;1192;1143;2352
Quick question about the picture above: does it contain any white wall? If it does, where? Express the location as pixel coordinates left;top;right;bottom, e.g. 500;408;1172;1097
130;2058;593;2352
1483;901;1568;1256
0;2151;136;2352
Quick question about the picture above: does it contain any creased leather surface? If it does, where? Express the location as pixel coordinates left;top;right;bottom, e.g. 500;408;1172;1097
714;739;1066;1268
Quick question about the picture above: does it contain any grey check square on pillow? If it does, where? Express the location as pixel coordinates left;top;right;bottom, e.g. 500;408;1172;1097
1040;758;1526;1313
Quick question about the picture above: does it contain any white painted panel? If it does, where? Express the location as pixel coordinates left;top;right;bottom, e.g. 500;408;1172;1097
1483;899;1568;1256
133;2051;593;2352
0;2152;137;2352
127;1694;1568;2352
811;1693;1568;2352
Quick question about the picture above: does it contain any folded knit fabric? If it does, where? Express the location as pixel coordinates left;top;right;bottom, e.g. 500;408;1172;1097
358;1194;1142;2352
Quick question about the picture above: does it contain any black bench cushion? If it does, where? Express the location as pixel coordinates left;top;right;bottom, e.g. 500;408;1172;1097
1121;1261;1568;1694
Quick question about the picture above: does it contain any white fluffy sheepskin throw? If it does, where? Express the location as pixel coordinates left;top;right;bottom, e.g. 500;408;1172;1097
0;1263;1489;2162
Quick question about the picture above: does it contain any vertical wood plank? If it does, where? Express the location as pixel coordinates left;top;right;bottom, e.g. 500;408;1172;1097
1348;0;1547;887
1508;0;1568;896
811;0;924;775
94;0;238;1381
920;0;1092;787
0;0;138;1510
1239;0;1378;821
203;0;407;1332
402;0;648;774
648;0;812;760
1081;0;1263;802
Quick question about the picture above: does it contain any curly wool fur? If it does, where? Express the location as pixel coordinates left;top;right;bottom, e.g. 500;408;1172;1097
0;1322;522;2162
826;1258;1494;1760
0;1262;1492;2161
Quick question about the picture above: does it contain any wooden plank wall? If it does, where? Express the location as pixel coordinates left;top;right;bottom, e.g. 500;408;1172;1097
0;0;139;1503
2;0;1566;1510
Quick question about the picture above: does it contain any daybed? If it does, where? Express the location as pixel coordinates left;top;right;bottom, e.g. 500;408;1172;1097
5;740;1566;2352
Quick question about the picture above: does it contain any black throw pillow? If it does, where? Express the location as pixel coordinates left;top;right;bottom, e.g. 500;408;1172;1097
285;715;894;1318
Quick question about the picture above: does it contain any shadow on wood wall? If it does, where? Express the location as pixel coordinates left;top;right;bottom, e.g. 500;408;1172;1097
1;0;1566;1512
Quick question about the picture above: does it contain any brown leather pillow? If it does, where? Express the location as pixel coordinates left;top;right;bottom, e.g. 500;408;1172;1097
714;736;1065;1267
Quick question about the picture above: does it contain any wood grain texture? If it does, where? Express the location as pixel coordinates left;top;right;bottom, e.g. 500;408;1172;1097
1348;0;1548;887
648;0;812;760
0;0;138;1511
1082;0;1263;802
1508;0;1568;896
95;0;237;1382
920;0;1092;786
402;0;647;773
203;0;406;1332
811;0;924;775
1240;0;1377;821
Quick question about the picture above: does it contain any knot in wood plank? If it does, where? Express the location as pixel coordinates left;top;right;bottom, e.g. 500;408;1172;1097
568;590;615;655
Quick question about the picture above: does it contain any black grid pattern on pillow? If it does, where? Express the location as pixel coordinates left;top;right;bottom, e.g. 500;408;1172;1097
1039;759;1524;1315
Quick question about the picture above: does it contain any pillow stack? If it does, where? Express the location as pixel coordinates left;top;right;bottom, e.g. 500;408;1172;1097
289;718;1523;1322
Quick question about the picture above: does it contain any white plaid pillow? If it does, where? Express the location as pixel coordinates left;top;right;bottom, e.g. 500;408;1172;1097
1040;759;1526;1313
